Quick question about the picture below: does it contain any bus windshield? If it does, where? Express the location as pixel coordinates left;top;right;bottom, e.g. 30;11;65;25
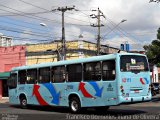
120;55;149;72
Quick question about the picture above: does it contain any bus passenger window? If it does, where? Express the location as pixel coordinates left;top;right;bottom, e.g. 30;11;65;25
26;69;37;84
39;67;50;83
84;62;101;81
19;70;26;84
8;73;17;89
52;66;66;83
67;64;82;82
102;60;115;81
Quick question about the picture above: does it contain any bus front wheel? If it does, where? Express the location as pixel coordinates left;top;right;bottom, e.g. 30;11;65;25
69;97;81;113
20;96;27;109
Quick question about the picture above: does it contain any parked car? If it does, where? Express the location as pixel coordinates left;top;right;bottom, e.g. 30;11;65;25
151;83;160;96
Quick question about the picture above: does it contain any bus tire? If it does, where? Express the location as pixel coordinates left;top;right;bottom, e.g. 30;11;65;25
69;97;81;113
20;96;27;109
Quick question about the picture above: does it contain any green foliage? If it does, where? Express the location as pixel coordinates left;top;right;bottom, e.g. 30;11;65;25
143;28;160;66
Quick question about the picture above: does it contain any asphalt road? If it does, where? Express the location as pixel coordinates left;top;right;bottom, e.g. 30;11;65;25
0;97;160;120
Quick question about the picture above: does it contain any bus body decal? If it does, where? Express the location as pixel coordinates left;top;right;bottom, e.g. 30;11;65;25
78;82;93;98
43;83;60;105
144;78;149;84
88;82;103;97
140;78;145;85
140;78;149;85
32;84;48;105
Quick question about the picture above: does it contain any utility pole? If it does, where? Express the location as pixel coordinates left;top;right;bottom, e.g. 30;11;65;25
52;6;76;60
90;8;105;55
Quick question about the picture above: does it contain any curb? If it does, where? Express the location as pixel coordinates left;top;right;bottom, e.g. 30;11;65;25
0;98;9;103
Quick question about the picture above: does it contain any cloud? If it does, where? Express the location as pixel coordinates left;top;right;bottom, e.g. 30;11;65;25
0;0;159;50
103;36;144;51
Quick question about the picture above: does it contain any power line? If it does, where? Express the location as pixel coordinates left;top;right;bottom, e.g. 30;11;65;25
1;16;48;28
0;4;61;23
104;17;136;42
0;26;54;38
0;19;51;33
18;0;91;24
0;10;51;16
0;6;90;26
17;0;91;26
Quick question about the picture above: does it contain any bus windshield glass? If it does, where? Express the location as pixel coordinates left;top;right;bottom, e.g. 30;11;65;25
120;55;149;72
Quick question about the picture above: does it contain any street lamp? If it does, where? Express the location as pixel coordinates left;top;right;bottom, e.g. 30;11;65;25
40;23;52;38
40;23;47;27
40;23;62;61
103;19;127;38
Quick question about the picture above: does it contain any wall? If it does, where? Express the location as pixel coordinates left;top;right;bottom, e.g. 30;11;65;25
0;46;26;72
0;45;26;99
26;40;121;65
150;65;159;83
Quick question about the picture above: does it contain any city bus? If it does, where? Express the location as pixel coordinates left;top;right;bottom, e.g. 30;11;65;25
7;53;151;113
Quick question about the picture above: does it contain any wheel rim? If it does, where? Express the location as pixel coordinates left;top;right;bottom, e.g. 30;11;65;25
22;99;27;106
71;100;78;112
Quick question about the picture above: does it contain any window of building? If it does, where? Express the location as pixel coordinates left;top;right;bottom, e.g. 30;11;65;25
67;64;82;82
83;62;101;81
52;66;66;83
102;60;115;81
39;67;50;83
18;70;26;84
8;73;17;89
26;69;37;84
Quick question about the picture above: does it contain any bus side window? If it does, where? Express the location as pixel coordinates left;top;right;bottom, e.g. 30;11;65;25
83;62;101;81
19;70;26;84
39;67;50;83
8;73;17;89
26;69;37;84
52;66;66;83
102;60;115;81
67;64;82;82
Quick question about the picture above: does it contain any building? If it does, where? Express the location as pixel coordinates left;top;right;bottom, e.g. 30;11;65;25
26;40;122;65
0;33;12;47
0;46;26;99
0;40;123;99
150;64;159;83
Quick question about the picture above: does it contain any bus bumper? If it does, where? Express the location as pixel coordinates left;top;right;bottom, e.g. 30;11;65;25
118;95;152;104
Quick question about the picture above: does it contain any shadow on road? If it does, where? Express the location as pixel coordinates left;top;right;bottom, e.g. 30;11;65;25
151;96;160;102
10;105;147;116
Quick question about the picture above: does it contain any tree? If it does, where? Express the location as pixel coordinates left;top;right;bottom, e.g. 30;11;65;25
143;28;160;66
149;0;160;3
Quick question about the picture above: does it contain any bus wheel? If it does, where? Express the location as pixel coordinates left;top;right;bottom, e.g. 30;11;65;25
20;97;27;109
69;97;81;113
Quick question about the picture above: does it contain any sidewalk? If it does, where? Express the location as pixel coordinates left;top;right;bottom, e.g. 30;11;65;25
0;97;9;103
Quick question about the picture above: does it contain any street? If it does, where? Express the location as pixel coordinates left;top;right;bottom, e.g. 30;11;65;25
0;96;160;120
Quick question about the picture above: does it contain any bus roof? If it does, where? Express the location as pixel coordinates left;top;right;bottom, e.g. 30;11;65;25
11;53;146;71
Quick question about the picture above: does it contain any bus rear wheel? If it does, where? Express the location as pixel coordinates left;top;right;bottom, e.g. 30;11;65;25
20;96;27;109
69;97;81;113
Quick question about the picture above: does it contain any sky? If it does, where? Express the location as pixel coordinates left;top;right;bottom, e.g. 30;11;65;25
0;0;159;50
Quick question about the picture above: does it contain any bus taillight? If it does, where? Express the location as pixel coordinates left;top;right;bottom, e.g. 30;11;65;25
120;85;125;96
